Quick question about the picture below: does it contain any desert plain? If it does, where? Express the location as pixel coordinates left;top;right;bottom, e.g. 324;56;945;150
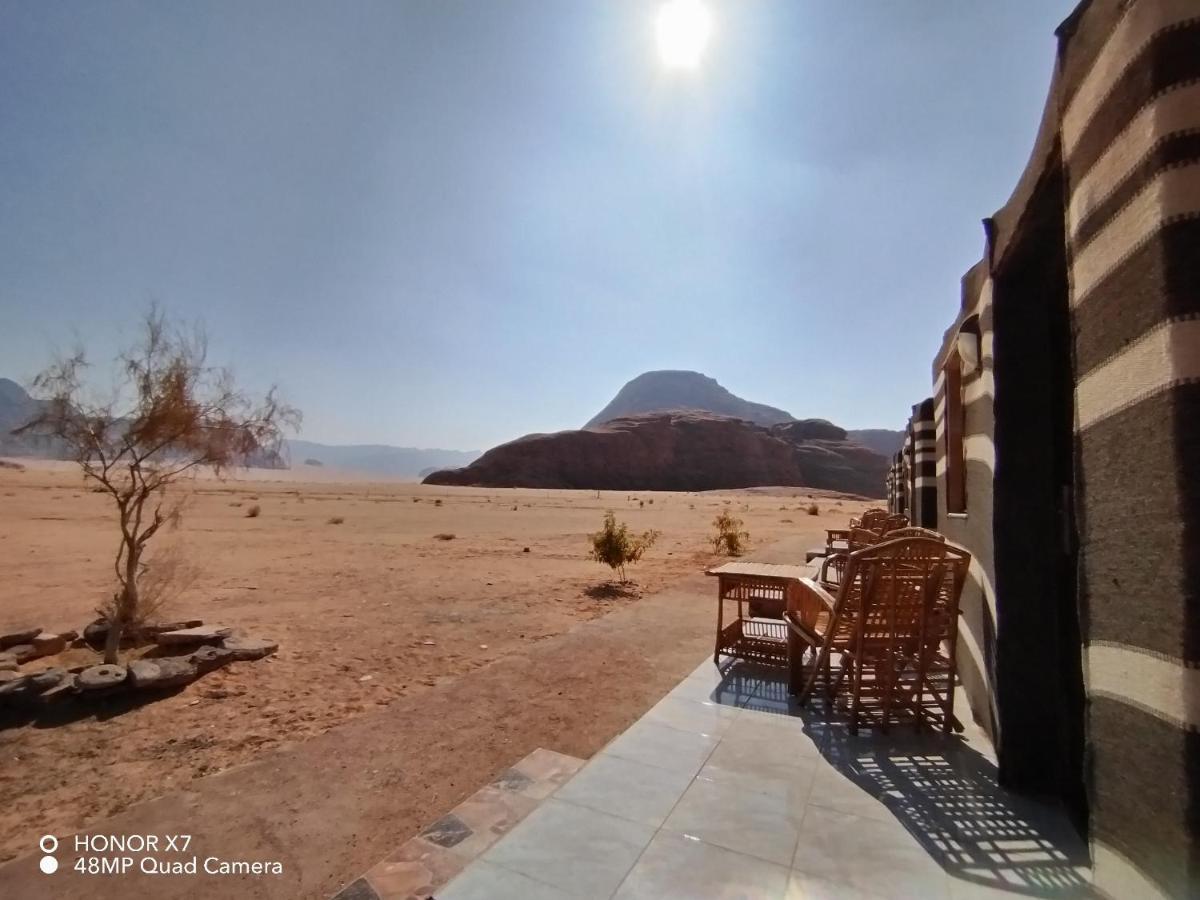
0;460;872;898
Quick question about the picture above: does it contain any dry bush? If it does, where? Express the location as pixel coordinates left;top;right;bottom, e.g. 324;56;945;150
100;540;201;630
806;503;820;516
589;511;659;583
245;504;262;518
712;511;749;556
433;532;456;541
434;498;443;507
328;516;345;525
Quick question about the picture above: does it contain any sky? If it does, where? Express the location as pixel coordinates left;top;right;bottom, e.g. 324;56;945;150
0;0;1080;450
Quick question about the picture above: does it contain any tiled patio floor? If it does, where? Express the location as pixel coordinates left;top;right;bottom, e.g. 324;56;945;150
435;658;1094;900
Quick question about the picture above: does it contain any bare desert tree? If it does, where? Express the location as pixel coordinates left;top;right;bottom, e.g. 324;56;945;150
16;307;300;663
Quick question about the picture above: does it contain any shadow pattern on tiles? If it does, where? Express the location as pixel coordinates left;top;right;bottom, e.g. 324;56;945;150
707;661;1092;898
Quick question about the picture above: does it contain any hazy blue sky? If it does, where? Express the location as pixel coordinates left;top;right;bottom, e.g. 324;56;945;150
1;1;1078;449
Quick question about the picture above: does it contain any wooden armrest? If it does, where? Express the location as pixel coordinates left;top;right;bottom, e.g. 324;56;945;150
786;577;837;638
818;552;847;583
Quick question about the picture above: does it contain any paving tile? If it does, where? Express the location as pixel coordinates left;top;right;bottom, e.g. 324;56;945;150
504;748;585;800
644;694;740;737
696;756;816;810
421;786;539;859
554;753;695;828
612;829;791;900
669;671;762;708
332;877;382;900
720;712;824;760
663;775;804;866
364;838;464;900
804;763;904;824
602;718;720;776
783;870;882;899
436;860;580;900
791;806;949;900
481;798;655;900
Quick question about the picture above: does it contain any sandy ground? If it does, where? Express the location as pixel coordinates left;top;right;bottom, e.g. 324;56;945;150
0;461;871;897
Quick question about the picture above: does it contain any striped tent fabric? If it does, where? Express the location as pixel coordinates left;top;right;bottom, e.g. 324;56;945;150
1058;0;1200;895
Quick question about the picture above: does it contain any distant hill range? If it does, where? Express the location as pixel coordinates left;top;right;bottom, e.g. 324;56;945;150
284;441;479;480
581;370;903;457
0;377;478;479
425;370;902;496
425;411;889;497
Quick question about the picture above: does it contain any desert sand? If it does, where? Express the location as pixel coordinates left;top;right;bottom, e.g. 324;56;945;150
0;460;871;898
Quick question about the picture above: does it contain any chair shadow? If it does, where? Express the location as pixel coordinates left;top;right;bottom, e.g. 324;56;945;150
709;662;1093;898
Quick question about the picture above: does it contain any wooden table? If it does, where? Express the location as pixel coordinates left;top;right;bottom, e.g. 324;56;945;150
705;562;811;669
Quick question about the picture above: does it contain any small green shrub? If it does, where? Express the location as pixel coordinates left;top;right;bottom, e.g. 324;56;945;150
589;511;659;583
711;511;749;556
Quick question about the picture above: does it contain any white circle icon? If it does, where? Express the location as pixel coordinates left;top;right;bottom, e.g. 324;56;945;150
40;855;58;875
39;835;58;854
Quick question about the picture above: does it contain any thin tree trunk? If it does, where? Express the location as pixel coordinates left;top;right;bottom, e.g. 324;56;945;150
104;538;141;664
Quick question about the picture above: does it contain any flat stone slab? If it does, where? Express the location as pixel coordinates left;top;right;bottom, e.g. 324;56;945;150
222;636;279;661
129;658;198;690
78;664;128;691
31;633;68;656
190;645;235;673
0;627;41;649
156;626;233;647
8;644;38;665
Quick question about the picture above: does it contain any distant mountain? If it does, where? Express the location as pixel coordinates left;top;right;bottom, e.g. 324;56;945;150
285;440;479;480
0;378;65;457
586;371;795;429
846;429;905;458
425;411;888;497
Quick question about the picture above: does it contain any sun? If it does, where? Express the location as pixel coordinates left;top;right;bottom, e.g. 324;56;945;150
656;0;713;70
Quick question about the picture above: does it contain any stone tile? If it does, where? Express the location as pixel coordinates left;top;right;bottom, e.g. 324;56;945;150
481;798;655;900
436;860;580;900
332;877;382;900
505;748;585;800
720;711;824;760
662;775;804;866
791;806;949;900
603;719;720;776
804;763;904;825
644;694;740;737
420;786;538;859
363;838;464;900
696;756;816;810
612;829;791;900
554;753;694;828
783;870;880;899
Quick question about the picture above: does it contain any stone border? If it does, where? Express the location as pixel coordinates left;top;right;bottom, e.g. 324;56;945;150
329;748;584;900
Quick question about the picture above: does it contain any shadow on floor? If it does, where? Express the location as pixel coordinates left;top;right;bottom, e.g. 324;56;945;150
710;662;1093;898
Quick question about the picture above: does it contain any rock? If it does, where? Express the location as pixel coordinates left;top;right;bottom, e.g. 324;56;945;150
38;673;78;704
27;668;68;692
82;619;109;648
77;664;128;691
221;636;279;661
189;645;234;673
8;644;38;665
423;410;889;496
156;625;232;647
0;671;25;688
0;628;41;650
143;619;204;636
0;653;16;671
584;370;794;429
59;629;79;643
32;633;68;657
128;658;198;690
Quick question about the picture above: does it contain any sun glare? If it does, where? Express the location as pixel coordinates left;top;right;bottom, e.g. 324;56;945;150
656;0;713;70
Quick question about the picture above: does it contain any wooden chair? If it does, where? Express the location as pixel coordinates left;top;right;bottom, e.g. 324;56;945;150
850;508;888;530
881;513;910;534
785;537;971;734
823;525;883;557
886;526;944;541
